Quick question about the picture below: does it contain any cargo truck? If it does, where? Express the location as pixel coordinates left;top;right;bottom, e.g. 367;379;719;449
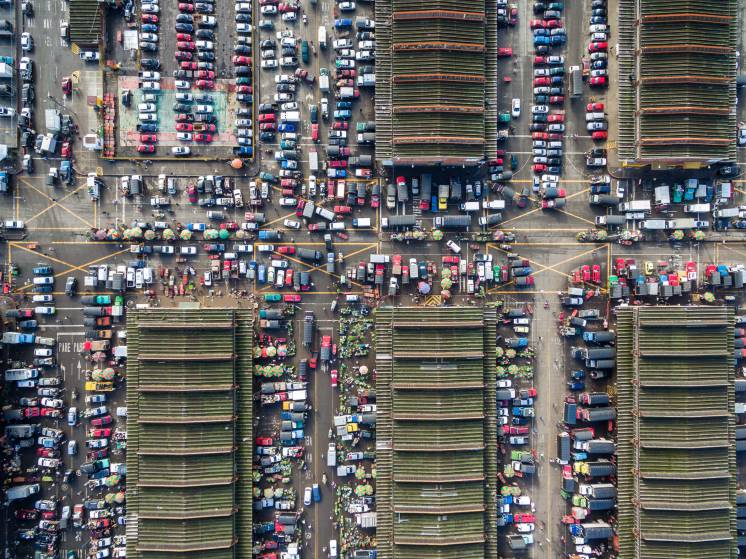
381;215;416;229
557;432;571;464
578;483;616;499
303;312;315;348
573;459;615;477
579;392;609;406
575;438;615;454
582;330;615;344
433;215;471;229
577;407;616;422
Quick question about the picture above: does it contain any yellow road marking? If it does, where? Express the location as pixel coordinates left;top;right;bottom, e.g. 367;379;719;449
20;179;93;228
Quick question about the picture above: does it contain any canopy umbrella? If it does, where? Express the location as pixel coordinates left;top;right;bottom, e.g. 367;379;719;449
231;158;244;169
122;229;133;240
204;229;219;240
431;229;443;241
104;493;115;504
235;229;246;239
418;281;431;294
440;277;453;290
108;229;121;240
114;491;125;503
265;346;277;358
180;229;192;240
693;230;705;241
104;475;121;487
441;267;451;279
441;289;451;300
671;230;684;241
94;229;107;241
162;228;175;240
359;365;369;375
130;227;143;239
703;291;716;303
103;367;116;376
91;351;106;362
276;344;287;358
144;230;156;241
218;229;230;240
355;468;366;480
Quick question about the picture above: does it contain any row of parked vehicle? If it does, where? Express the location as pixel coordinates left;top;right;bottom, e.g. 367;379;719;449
231;0;254;155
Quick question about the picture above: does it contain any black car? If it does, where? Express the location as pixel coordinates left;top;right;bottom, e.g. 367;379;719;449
258;103;275;112
235;13;251;22
236;93;252;104
137;123;158;132
139;41;157;51
276;83;295;93
195;114;217;123
175;23;194;33
235;45;251;55
173;103;192;112
176;13;193;22
195;2;214;12
173;70;193;79
197;51;215;61
260;132;275;142
718;165;742;178
259;39;274;49
141;58;160;69
235;65;251;75
196;29;214;39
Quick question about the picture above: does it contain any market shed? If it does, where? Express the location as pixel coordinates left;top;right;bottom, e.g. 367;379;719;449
68;0;104;46
375;307;498;559
125;309;254;559
616;306;736;559
374;0;498;165
617;0;738;165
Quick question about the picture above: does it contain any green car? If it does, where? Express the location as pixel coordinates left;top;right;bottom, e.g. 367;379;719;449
499;111;511;123
115;295;124;307
510;154;518;171
301;40;309;64
264;293;282;302
67;551;78;559
259;172;276;182
96;295;111;305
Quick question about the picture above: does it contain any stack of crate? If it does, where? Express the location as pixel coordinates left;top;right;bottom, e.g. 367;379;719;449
102;93;116;158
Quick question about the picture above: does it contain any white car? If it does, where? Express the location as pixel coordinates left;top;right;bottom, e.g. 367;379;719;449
176;132;192;141
196;104;214;113
40;397;63;408
261;4;277;14
281;11;296;21
274;93;292;102
172;146;191;156
236;23;252;33
141;81;160;91
283;219;300;229
339;1;355;10
141;2;159;11
141;71;161;80
275;74;294;83
303;487;312;506
140;32;158;42
135;269;143;289
235;2;251;11
0;106;16;117
21;32;33;51
261;59;279;69
333;39;353;49
175;92;193;102
174;80;191;89
497;379;512;388
180;245;197;255
137;103;157;112
531;105;548;114
279;197;297;206
280;102;298;111
446;240;461;254
196;40;214;50
589;24;608;33
235;118;252;126
511;98;520;118
257;244;275;252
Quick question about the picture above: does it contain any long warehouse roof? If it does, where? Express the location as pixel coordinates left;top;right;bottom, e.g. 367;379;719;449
125;308;253;559
374;0;498;165
616;306;736;559
375;307;498;559
618;0;737;164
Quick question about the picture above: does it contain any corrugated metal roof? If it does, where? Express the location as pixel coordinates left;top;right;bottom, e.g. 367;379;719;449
616;306;736;559
618;0;737;163
68;0;103;46
125;309;253;559
375;307;497;558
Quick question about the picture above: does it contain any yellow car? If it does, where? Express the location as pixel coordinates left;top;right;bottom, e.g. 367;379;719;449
644;261;654;275
438;197;447;211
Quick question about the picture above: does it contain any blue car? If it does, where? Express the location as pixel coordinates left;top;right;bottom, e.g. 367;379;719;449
534;36;550;46
141;23;158;32
33;266;52;275
138;123;158;133
258;265;266;284
312;484;320;502
336;101;352;110
334;18;352;28
19;320;37;329
334;110;352;119
234;146;253;156
278;123;296;132
260;132;275;142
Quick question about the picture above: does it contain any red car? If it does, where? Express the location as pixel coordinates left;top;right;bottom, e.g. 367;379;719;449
187;184;198;203
283;294;301;303
530;19;546;28
195;80;214;89
15;509;38;520
89;428;112;437
177;41;195;50
91;415;112;427
17;308;34;318
278;2;297;11
176;123;193;132
311;123;319;142
533;77;551;86
258;113;275;123
222;221;239;231
178;2;194;11
60;142;72;158
591;131;607;141
534;56;546;65
137;145;155;153
174;51;193;61
336;69;356;78
255;437;273;446
200;123;217;132
40;408;60;418
328;160;347;168
260;123;276;131
236;85;251;94
549;95;564;104
334;205;351;214
581;265;591;282
586;102;604;112
497;47;513;57
141;14;158;22
589;76;607;87
36;447;56;457
176;33;192;41
331;369;338;388
197;70;216;79
277;246;295;254
195;134;213;143
533;164;547;173
588;41;608;53
514;514;535;523
232;55;252;65
89;519;111;530
546;19;563;28
284;269;293;287
532;132;549;140
181;61;198;70
139;134;157;143
331;121;348;130
591;265;601;284
61;77;72;96
547;114;564;123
